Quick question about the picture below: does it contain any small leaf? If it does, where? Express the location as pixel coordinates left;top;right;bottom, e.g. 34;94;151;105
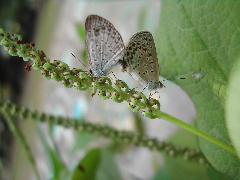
71;149;101;180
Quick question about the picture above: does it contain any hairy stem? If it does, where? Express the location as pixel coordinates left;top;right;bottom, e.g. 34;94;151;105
0;101;208;164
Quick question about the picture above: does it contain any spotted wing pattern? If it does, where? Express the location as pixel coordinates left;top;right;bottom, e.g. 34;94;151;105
122;31;160;85
85;15;125;77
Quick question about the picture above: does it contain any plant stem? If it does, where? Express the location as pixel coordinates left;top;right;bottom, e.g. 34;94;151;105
156;111;237;156
0;101;208;164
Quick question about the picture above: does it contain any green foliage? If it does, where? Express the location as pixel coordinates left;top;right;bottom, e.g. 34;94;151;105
71;148;122;180
96;149;122;180
156;0;240;178
71;149;101;180
73;132;94;150
226;56;240;158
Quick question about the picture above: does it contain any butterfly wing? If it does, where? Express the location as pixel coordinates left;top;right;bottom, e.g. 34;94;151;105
85;15;125;77
122;31;160;85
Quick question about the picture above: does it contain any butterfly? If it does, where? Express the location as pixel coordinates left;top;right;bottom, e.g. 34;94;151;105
85;15;125;77
120;31;163;91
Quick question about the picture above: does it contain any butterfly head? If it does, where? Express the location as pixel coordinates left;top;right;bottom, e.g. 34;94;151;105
148;80;165;90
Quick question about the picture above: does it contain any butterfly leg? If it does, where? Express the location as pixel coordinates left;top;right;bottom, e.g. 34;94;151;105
148;91;153;101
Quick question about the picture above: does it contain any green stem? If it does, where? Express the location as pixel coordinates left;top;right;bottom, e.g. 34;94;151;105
0;101;208;164
156;111;237;156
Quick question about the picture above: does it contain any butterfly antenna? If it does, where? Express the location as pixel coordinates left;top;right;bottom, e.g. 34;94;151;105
160;80;166;88
164;75;187;82
141;84;148;93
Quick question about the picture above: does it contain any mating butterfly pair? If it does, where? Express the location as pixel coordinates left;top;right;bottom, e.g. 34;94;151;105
85;15;163;91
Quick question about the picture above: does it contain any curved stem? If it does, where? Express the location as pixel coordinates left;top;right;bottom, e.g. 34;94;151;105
156;111;237;156
0;101;208;164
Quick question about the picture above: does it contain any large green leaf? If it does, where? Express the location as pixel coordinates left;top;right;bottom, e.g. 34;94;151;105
156;0;240;178
226;57;240;157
